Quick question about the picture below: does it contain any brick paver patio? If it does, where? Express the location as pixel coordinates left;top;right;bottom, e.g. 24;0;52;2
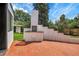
5;40;79;56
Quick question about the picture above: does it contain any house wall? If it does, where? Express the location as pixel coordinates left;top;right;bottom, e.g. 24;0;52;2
6;4;14;49
7;31;13;49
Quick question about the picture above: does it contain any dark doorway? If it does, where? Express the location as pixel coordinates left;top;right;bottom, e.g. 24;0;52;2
21;27;23;33
14;26;16;32
0;4;7;50
32;26;37;32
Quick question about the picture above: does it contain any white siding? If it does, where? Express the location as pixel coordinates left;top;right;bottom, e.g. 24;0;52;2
7;4;14;49
7;31;13;49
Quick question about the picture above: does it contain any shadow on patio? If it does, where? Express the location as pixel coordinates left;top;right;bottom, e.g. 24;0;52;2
15;40;42;46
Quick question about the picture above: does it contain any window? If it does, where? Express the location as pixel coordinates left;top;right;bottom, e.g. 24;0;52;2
8;10;13;31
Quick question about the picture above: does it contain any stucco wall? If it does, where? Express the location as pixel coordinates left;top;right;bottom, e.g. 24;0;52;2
24;32;43;41
37;25;43;32
43;28;79;43
31;10;39;26
24;28;31;32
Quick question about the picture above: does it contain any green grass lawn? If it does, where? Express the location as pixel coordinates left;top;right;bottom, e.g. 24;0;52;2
14;33;23;41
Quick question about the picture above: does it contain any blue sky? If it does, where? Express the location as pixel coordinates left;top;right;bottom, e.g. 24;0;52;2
13;3;79;23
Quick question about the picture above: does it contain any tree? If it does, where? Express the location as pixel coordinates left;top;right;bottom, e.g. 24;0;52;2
14;9;31;28
33;3;48;26
56;14;66;32
60;14;65;23
74;14;79;28
66;19;76;29
48;20;54;28
54;13;79;34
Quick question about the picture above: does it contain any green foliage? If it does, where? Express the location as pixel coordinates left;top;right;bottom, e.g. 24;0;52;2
14;33;23;41
65;18;78;29
54;14;65;32
33;3;48;26
54;14;66;32
14;9;31;28
48;20;54;28
58;23;64;32
67;21;77;29
60;14;65;23
54;14;79;33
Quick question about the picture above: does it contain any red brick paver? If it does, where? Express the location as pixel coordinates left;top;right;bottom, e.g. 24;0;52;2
5;41;79;56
